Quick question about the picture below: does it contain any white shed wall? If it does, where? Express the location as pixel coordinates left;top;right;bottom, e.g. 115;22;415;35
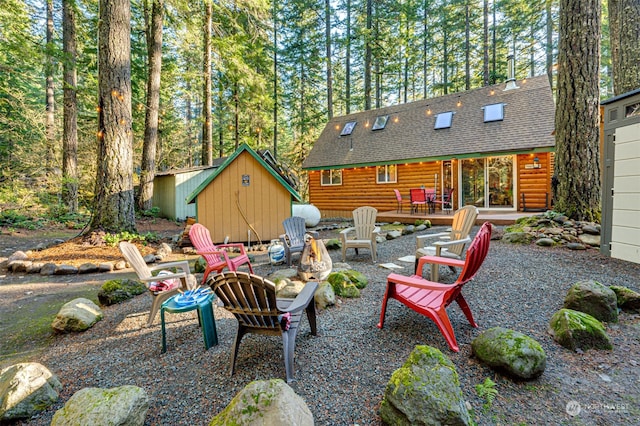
153;168;216;221
611;122;640;264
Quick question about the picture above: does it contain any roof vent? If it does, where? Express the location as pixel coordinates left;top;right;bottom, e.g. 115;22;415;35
504;54;519;91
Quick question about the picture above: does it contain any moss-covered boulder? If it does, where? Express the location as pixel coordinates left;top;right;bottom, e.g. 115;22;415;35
325;238;342;250
97;279;147;306
51;386;148;426
380;345;470;426
194;256;207;273
564;280;618;323
548;308;612;351
0;363;62;421
209;379;313;426
471;327;546;379
314;281;335;309
327;272;360;298
609;285;640;313
51;298;103;333
502;232;535;244
344;269;368;289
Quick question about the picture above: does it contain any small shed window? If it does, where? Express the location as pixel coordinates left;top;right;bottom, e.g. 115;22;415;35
340;121;357;136
372;115;389;130
625;102;640;118
483;103;505;122
321;169;342;186
434;111;454;129
376;165;397;183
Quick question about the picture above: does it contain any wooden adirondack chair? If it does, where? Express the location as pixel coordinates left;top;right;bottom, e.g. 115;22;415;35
189;223;254;284
415;205;479;281
208;271;318;383
279;216;319;266
340;206;380;263
378;222;492;352
118;241;194;326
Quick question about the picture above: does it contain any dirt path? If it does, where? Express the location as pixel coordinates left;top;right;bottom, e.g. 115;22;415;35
0;219;187;367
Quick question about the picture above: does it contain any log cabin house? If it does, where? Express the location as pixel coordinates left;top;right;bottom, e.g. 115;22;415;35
302;73;556;218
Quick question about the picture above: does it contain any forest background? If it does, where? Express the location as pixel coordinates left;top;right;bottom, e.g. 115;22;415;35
0;0;634;232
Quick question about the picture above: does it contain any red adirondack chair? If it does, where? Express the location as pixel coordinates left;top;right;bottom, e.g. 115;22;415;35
377;222;492;352
189;223;254;284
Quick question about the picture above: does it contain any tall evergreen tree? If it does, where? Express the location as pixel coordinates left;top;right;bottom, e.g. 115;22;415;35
608;0;640;95
62;0;78;213
554;0;601;221
92;0;136;232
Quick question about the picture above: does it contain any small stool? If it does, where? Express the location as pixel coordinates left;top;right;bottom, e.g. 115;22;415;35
160;293;218;353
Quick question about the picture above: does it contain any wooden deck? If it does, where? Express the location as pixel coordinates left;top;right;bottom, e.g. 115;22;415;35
377;208;541;226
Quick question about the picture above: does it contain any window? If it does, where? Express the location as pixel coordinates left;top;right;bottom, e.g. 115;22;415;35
434;111;454;129
376;165;397;183
626;102;640;118
483;103;505;122
340;121;357;136
372;115;389;130
321;169;342;186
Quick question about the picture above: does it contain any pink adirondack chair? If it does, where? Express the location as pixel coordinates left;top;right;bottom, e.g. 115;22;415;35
377;222;492;352
189;223;254;284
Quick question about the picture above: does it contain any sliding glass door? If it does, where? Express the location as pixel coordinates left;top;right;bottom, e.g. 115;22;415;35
461;156;514;209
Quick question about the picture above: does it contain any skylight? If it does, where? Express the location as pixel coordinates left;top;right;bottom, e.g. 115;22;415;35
483;103;505;122
372;115;389;130
340;121;357;136
434;111;454;129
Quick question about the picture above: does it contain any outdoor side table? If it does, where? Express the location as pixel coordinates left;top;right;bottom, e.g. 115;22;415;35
160;293;218;353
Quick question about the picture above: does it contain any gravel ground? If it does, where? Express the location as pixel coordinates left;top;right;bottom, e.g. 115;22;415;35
15;224;640;425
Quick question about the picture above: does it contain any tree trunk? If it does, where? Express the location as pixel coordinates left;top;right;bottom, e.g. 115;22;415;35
138;0;164;212
46;0;55;168
273;0;278;157
608;0;640;95
202;0;213;166
62;0;78;213
364;0;372;110
346;0;351;114
92;0;136;233
325;0;333;119
546;0;554;86
554;0;601;222
483;0;489;86
464;0;470;91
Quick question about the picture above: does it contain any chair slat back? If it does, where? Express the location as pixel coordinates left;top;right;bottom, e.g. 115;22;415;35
118;241;152;280
454;222;492;287
446;205;479;256
189;223;223;264
353;206;377;240
410;188;426;203
209;271;280;330
393;189;403;202
283;216;307;249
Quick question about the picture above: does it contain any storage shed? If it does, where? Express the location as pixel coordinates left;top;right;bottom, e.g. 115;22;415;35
186;144;301;244
152;161;224;221
601;88;640;264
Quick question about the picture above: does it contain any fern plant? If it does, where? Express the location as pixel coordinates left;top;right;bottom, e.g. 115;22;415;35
475;377;499;412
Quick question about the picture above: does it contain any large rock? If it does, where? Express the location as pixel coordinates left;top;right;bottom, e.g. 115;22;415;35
0;363;62;421
327;272;360;298
209;379;313;426
314;281;335;309
98;279;147;306
51;298;103;333
502;232;535;244
343;269;368;289
276;279;306;299
51;385;148;426
471;327;546;379
548;308;612;351
609;285;640;313
578;233;600;247
380;345;470;426
564;280;618;323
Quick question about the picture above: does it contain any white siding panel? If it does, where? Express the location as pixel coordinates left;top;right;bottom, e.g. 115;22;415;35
611;225;640;247
611;123;640;264
610;242;640;264
612;209;640;228
614;123;640;146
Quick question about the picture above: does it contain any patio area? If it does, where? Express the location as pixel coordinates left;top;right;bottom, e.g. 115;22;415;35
377;208;540;226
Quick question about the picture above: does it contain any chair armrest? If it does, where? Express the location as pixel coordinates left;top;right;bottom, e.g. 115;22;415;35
148;260;191;275
217;243;247;255
387;273;456;291
432;236;471;248
279;234;290;247
416;255;465;273
306;230;320;239
278;281;319;313
416;232;450;249
340;227;355;240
